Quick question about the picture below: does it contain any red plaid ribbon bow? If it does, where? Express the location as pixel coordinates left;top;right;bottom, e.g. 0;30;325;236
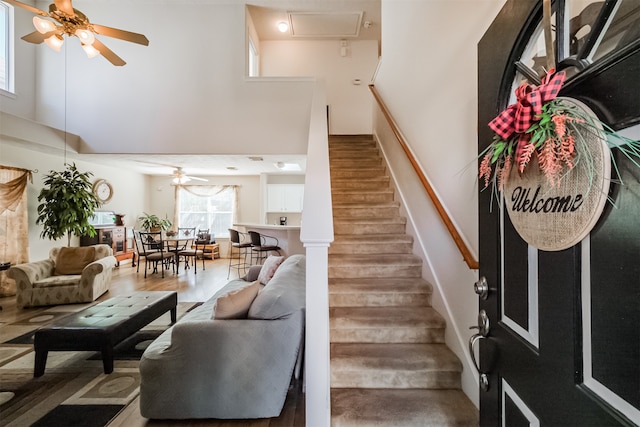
489;69;566;140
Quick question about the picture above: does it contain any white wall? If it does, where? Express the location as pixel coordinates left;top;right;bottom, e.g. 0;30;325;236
260;40;379;135
374;0;506;406
4;1;315;157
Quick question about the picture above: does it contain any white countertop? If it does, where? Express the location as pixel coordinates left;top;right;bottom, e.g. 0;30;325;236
233;223;301;231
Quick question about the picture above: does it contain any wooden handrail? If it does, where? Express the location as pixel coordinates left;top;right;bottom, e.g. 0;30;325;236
369;84;479;270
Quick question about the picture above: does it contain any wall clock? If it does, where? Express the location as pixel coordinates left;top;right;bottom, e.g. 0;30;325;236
93;179;113;203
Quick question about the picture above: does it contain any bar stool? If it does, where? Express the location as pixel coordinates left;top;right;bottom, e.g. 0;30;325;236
228;228;252;278
248;231;282;265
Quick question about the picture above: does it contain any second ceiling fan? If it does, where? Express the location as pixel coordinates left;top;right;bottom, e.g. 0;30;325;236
172;167;208;184
5;0;148;66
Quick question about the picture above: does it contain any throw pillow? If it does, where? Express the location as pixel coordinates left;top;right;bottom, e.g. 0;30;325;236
257;255;285;285
244;265;262;282
213;280;262;319
55;246;96;275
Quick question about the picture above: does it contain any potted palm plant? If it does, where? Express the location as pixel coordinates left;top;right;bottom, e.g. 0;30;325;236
36;163;101;246
138;213;172;232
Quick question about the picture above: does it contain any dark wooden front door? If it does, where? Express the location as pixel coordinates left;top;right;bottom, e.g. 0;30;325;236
477;1;640;425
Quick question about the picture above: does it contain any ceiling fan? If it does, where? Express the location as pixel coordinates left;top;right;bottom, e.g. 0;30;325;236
4;0;149;66
172;167;208;184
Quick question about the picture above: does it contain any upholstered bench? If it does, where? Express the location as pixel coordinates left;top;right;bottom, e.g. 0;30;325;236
33;291;177;377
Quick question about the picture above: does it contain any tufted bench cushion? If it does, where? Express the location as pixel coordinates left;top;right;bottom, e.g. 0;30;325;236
33;291;177;377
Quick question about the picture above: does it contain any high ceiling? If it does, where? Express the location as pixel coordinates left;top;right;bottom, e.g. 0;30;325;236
72;0;381;179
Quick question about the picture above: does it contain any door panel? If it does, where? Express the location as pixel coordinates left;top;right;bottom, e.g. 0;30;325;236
478;0;640;425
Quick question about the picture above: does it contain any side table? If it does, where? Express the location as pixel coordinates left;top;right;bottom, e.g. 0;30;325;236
195;243;220;259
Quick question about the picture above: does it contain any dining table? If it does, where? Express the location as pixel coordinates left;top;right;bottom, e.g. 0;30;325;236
163;234;194;273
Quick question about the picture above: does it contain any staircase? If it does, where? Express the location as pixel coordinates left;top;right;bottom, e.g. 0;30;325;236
328;135;478;426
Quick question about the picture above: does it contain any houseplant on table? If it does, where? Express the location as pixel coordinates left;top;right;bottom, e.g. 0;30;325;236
138;213;172;232
36;163;101;246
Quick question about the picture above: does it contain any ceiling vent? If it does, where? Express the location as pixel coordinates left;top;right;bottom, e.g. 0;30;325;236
288;11;363;38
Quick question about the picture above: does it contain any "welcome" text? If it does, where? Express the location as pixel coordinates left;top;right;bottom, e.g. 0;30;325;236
510;186;583;213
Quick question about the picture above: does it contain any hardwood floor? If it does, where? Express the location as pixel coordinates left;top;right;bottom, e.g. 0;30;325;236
0;258;305;426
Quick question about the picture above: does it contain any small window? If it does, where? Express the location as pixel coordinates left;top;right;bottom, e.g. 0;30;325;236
0;1;14;93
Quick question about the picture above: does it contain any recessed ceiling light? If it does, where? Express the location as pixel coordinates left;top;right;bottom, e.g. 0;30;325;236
277;21;289;33
274;162;301;171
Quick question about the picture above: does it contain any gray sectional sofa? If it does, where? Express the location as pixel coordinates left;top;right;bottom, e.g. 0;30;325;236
139;254;306;420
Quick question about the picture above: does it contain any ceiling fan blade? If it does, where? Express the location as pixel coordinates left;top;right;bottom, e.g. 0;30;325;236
53;0;75;17
2;0;48;16
92;24;150;46
21;30;58;44
92;39;126;66
189;176;209;182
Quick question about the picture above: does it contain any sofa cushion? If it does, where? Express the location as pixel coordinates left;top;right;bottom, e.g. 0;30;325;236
257;255;284;285
55;247;96;275
248;254;305;320
213;280;262;319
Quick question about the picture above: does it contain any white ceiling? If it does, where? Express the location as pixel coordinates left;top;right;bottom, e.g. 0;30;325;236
75;0;380;178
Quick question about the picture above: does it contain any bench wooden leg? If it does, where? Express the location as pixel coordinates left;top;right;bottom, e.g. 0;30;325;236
101;346;115;374
34;350;48;377
170;307;177;323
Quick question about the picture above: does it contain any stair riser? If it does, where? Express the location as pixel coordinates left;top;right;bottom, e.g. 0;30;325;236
333;223;406;235
332;181;389;191
329;293;432;307
331;371;461;389
329;265;422;279
331;169;386;179
331;159;383;168
330;328;445;344
332;193;394;203
329;150;381;158
329;142;377;149
329;242;413;255
333;206;400;218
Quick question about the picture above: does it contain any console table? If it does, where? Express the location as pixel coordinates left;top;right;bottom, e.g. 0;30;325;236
81;226;136;267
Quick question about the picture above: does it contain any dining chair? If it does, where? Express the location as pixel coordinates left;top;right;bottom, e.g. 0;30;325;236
228;228;252;278
248;231;282;265
137;231;174;278
178;238;205;274
164;227;194;273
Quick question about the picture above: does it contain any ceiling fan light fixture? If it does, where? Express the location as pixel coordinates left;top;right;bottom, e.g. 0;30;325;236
44;34;64;52
33;16;56;34
82;42;100;58
75;28;95;45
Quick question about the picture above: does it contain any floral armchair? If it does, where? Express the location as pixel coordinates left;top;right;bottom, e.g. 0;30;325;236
7;244;117;308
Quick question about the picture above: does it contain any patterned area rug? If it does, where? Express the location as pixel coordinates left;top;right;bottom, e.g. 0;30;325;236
0;302;201;427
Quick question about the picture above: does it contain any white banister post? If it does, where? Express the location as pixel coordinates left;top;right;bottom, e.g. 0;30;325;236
304;244;331;426
301;80;333;427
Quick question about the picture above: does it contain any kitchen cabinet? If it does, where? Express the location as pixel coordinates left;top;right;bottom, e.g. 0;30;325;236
266;184;304;212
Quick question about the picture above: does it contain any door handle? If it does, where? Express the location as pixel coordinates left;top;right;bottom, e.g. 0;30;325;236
468;309;491;391
468;333;490;391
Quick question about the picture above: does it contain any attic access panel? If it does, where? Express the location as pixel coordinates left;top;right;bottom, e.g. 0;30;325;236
288;11;363;38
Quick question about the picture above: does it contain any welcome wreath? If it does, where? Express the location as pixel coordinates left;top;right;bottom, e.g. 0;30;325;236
480;69;640;250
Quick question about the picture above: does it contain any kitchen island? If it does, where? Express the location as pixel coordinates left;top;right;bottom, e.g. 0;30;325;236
233;223;304;257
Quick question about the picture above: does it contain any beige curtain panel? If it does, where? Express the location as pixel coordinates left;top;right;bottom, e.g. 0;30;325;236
0;165;32;296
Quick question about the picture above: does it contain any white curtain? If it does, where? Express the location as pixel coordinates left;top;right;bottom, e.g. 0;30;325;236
173;184;239;229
